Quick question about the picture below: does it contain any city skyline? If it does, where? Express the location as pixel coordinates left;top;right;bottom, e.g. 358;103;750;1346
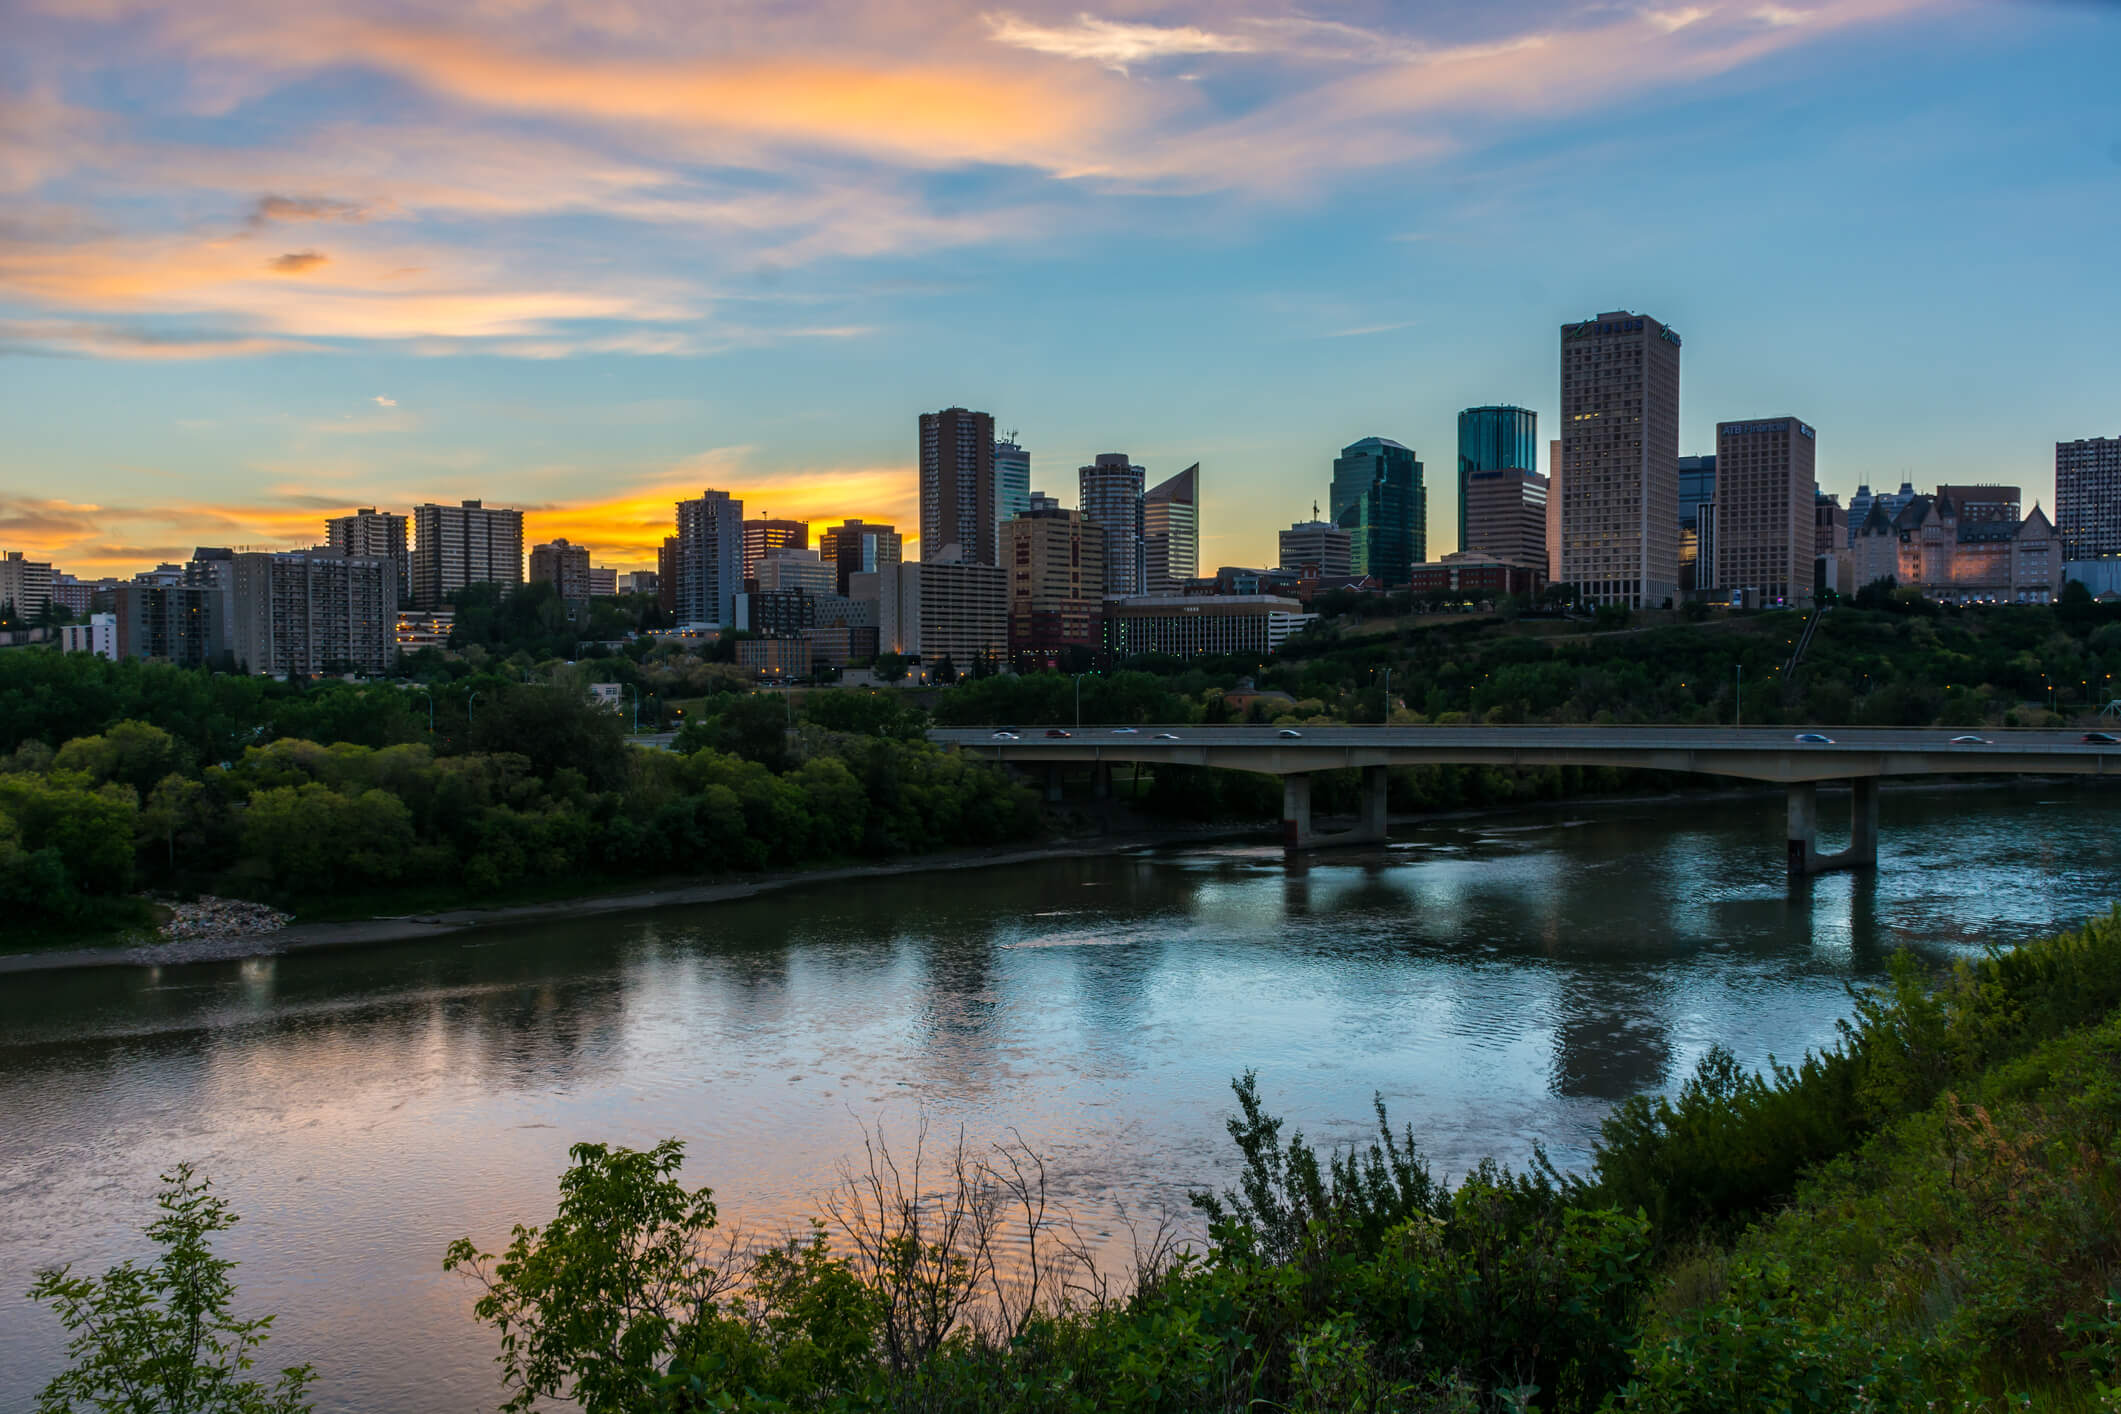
3;0;2118;577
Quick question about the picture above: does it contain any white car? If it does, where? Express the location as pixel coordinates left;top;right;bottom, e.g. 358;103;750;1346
990;731;1020;741
1278;729;1303;739
1155;732;1181;741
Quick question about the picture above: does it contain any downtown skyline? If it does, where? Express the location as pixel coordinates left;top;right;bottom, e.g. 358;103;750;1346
3;0;2118;577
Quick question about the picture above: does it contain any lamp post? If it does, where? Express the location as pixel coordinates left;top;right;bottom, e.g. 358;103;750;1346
1735;663;1743;728
1073;671;1089;728
413;687;435;734
625;683;639;733
467;689;481;730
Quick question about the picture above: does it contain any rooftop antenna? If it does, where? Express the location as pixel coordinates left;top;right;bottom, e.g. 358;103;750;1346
1312;499;1320;521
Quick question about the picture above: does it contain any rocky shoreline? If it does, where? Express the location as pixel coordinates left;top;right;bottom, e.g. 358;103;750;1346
158;896;294;943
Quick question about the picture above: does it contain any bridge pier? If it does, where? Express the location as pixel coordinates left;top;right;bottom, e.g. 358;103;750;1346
1281;766;1391;853
1787;778;1879;877
1045;765;1064;804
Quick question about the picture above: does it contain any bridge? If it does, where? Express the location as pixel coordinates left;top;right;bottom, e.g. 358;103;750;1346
929;725;2118;876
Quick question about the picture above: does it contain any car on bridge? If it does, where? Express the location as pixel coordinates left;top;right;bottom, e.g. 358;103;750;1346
990;731;1019;741
1045;729;1071;738
1794;732;1834;744
1948;735;1991;745
1278;729;1303;739
2085;732;2119;745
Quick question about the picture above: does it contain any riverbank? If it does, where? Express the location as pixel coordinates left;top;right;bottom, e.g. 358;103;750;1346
3;775;2095;975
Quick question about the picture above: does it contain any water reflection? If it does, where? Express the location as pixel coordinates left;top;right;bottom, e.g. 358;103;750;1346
2;783;2117;1414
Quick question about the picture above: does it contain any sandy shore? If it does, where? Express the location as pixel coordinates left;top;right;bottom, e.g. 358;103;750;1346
0;823;1271;975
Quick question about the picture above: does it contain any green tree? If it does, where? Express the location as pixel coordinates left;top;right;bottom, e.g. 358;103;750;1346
445;1140;730;1414
27;1164;315;1414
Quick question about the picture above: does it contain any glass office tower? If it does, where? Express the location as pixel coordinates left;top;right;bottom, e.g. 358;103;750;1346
1331;437;1425;585
1457;406;1539;553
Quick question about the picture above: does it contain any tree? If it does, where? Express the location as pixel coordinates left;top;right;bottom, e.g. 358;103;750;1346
871;653;909;685
444;1140;734;1414
27;1164;315;1414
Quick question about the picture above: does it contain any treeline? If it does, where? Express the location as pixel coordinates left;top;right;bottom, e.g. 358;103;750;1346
34;910;2121;1410
0;652;1036;931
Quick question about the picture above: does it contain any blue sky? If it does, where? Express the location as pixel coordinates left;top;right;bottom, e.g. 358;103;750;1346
1;0;2116;574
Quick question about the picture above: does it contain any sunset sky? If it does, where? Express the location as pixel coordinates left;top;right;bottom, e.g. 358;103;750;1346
2;0;2117;576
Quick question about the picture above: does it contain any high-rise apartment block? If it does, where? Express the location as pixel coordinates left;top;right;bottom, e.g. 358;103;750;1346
2057;437;2121;560
1457;406;1538;553
1279;519;1352;579
995;437;1032;531
821;519;903;595
411;500;522;608
1078;453;1146;597
230;549;399;676
1330;437;1424;585
920;407;997;564
528;538;592;603
1712;418;1817;606
1143;463;1200;594
1462;469;1548;568
673;490;744;629
1558;310;1682;608
110;584;227;666
742;518;808;580
1678;454;1717;591
0;550;53;619
326;508;409;599
1003;507;1105;659
875;549;1007;668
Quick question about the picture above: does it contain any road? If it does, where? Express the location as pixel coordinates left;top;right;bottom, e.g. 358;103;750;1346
928;724;2121;784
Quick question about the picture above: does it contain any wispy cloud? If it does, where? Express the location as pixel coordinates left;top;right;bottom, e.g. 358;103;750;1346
984;11;1255;72
371;393;395;406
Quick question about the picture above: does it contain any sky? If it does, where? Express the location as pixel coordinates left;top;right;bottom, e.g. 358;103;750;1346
1;0;2117;577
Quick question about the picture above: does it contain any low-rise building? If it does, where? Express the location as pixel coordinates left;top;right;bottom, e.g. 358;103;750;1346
395;608;454;652
1406;552;1547;601
1851;490;2061;604
755;548;839;597
58;612;117;659
1103;594;1314;659
588;566;618;598
736;637;812;681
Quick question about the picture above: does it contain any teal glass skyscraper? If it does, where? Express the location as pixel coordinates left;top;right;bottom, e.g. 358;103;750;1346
1330;437;1425;585
1457;406;1538;553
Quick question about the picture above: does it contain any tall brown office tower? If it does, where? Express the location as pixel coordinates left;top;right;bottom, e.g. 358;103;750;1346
919;407;997;565
1713;418;1818;606
1558;311;1682;609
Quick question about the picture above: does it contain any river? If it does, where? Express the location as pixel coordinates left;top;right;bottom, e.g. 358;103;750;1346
1;783;2114;1412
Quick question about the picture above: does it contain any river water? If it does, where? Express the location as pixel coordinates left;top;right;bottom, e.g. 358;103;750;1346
2;784;2116;1412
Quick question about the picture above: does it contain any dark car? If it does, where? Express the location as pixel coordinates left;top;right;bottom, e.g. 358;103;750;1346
2084;731;2119;745
1044;729;1071;738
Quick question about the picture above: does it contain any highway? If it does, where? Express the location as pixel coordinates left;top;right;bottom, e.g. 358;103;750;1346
928;724;2121;784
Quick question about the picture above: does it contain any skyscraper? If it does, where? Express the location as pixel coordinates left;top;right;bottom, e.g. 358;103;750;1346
2055;437;2121;560
1712;418;1817;606
1279;519;1351;578
820;519;903;595
994;436;1032;532
742;518;808;580
1462;469;1548;568
1142;463;1200;593
1457;406;1538;554
326;508;409;600
1558;310;1682;608
1079;453;1146;597
410;500;523;608
1004;507;1105;659
920;407;997;564
673;489;744;628
1678;454;1716;591
1330;437;1424;585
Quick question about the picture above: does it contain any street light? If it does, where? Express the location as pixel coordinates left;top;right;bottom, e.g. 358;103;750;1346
467;689;481;729
412;686;435;734
1073;671;1091;728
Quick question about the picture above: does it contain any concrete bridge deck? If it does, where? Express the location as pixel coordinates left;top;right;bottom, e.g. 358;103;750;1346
930;724;2118;875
